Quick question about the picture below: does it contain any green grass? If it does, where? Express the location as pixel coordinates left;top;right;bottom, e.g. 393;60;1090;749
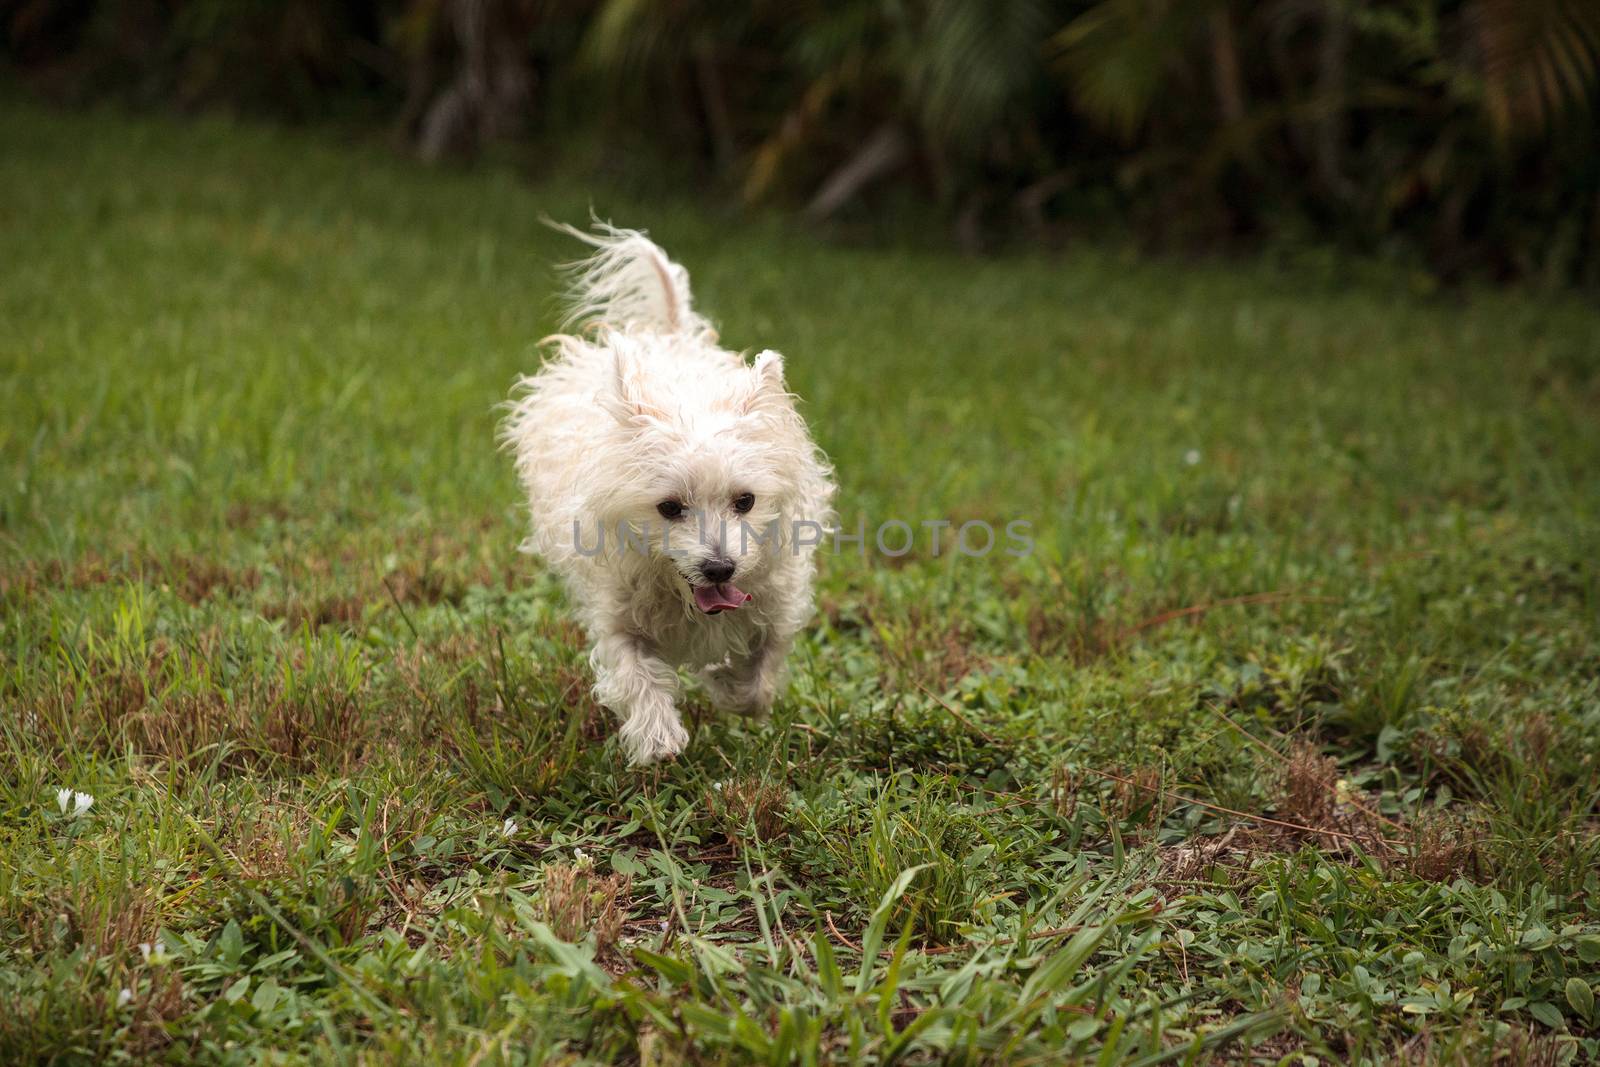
2;101;1599;1065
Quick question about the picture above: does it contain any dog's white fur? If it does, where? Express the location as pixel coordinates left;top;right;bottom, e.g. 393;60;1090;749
501;223;835;764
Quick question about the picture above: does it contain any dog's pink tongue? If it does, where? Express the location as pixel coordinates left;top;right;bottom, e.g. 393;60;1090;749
693;583;751;614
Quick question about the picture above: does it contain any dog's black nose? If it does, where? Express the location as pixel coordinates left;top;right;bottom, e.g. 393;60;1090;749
699;558;736;583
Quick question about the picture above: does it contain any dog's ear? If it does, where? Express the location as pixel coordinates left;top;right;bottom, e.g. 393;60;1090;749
742;350;788;415
600;348;664;424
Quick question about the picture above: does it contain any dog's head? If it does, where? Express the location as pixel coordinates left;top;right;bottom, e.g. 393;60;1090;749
586;336;832;615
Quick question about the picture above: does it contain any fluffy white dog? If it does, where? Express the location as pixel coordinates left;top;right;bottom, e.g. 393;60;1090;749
501;224;835;764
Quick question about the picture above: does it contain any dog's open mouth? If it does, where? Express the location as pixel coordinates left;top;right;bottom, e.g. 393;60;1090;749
692;582;752;614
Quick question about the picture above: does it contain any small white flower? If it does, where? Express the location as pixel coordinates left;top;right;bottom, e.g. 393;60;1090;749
500;817;518;838
137;941;172;967
117;988;133;1008
712;781;723;791
1183;449;1202;467
574;846;589;862
55;788;93;818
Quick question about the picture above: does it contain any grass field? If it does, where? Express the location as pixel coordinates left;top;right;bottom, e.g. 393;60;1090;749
2;101;1599;1065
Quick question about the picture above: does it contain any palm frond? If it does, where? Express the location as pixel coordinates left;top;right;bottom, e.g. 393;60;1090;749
909;0;1052;148
580;0;665;71
1474;0;1600;136
1052;0;1218;138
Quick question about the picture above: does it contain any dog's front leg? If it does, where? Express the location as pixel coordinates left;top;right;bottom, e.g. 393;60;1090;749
591;631;687;765
703;631;792;717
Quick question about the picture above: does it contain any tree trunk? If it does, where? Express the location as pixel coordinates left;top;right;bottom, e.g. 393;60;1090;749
1208;7;1247;126
414;0;533;162
805;124;910;222
693;39;737;173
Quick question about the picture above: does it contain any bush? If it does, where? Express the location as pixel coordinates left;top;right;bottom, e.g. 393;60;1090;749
5;0;1597;283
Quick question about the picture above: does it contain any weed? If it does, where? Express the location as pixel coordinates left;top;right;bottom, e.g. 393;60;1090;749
1278;740;1340;831
538;860;632;954
704;775;790;843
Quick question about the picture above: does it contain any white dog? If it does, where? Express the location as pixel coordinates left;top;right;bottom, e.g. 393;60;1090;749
501;224;835;764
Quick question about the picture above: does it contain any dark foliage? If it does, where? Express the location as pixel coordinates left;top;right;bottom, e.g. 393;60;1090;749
5;0;1598;282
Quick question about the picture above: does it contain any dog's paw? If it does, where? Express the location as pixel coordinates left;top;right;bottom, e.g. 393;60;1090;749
702;668;774;717
619;713;689;766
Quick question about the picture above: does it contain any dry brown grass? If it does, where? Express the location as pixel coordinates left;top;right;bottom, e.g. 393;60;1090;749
1053;764;1170;837
25;640;375;777
224;500;293;528
1277;740;1340;831
118;969;189;1058
1516;713;1556;771
0;561;42;605
262;678;367;773
1392;1025;1564;1066
2;869;187;1056
538;860;632;956
1105;765;1170;829
705;776;790;843
1394;808;1487;883
4;527;521;637
1026;606;1119;665
217;793;311;881
875;603;985;691
1157;825;1247;884
165;554;263;603
4;550;262;606
9;876;157;961
1491;1027;1566;1067
263;592;368;630
1049;764;1079;820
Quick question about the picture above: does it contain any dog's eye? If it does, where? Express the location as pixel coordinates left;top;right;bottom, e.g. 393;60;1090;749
732;493;755;514
656;500;685;520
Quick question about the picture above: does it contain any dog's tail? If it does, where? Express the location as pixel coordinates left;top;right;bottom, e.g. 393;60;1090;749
547;220;711;338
